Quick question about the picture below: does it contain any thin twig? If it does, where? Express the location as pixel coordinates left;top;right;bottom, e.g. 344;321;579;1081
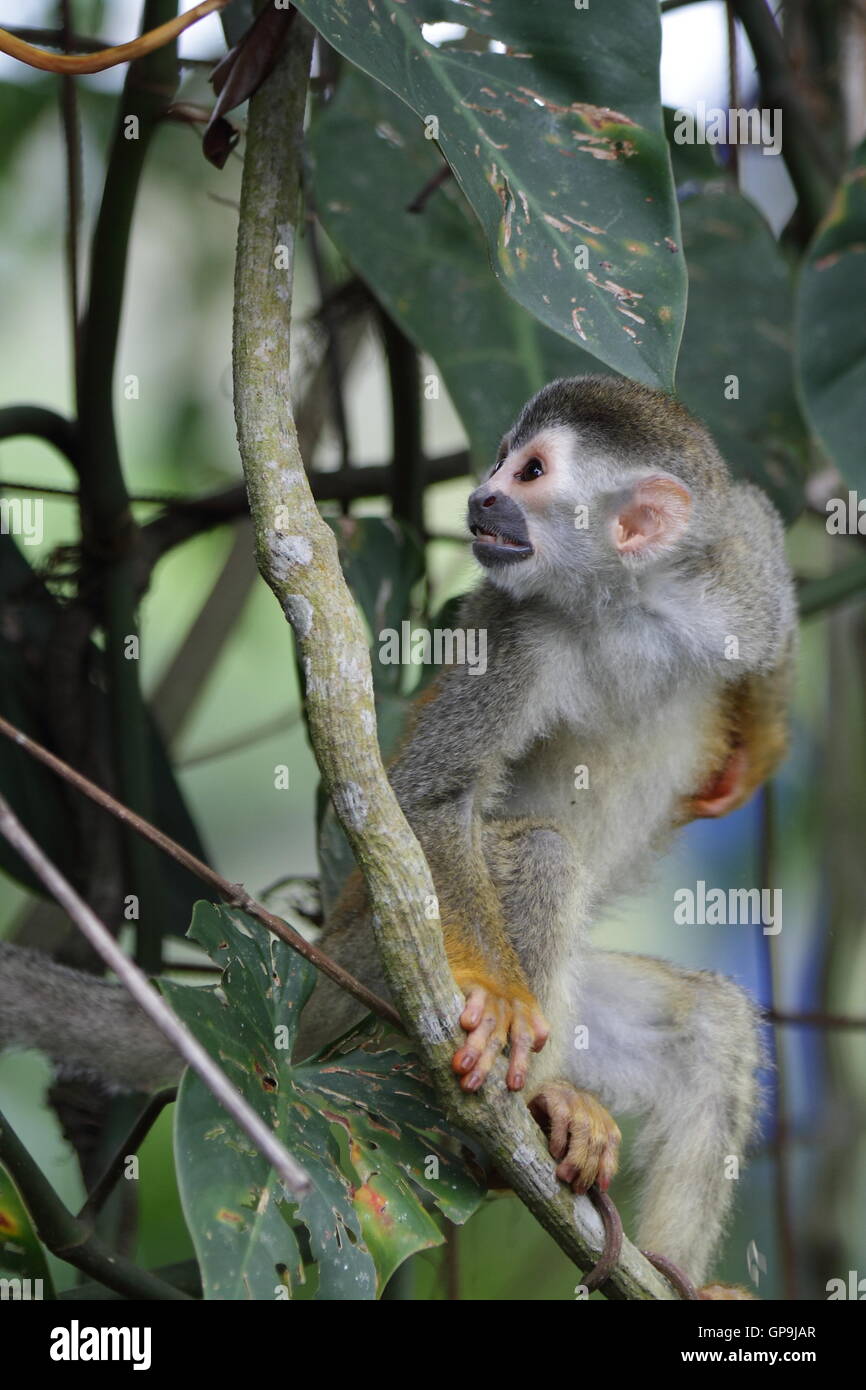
0;1;229;74
308;220;352;489
59;0;82;394
406;162;452;214
179;709;302;767
726;2;740;184
0;1105;192;1299
379;307;424;534
0;712;399;1027
0;450;471;515
758;782;798;1300
75;0;181;974
79;1088;178;1221
0;795;309;1195
731;0;837;234
0;793;310;1195
3;27;222;68
765;1008;866;1029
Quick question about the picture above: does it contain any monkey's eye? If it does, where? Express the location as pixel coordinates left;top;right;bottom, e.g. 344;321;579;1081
518;457;544;482
492;454;506;474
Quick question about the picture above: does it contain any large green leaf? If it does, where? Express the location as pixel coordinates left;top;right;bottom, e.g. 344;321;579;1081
675;190;807;520
796;137;866;490
167;903;484;1300
299;0;685;387
312;68;597;473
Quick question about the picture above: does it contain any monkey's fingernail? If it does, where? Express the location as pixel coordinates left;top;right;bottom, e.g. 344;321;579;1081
454;1050;477;1073
508;1072;525;1091
463;1071;483;1091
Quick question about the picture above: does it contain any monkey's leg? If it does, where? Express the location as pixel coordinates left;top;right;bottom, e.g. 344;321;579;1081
565;949;761;1290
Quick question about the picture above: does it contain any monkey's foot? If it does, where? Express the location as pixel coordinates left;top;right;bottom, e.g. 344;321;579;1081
697;1284;757;1300
529;1081;621;1195
451;975;549;1093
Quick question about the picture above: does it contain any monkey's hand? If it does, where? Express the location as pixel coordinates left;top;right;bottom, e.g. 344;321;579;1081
529;1080;621;1195
450;970;549;1093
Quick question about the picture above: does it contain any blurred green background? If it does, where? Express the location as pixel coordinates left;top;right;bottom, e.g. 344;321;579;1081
0;0;864;1301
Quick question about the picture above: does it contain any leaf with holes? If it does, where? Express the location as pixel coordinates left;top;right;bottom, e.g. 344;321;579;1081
166;902;484;1300
311;67;598;475
298;0;684;388
796;137;866;491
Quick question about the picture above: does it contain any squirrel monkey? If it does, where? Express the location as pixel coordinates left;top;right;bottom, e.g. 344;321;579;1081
297;375;796;1295
0;376;795;1298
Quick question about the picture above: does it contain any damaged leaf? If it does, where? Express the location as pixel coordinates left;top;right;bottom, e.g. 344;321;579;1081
296;0;685;387
167;902;484;1300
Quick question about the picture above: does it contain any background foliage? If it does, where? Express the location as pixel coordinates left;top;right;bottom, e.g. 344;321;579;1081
0;0;864;1301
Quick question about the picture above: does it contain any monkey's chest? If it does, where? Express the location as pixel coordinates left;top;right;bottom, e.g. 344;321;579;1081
494;691;710;843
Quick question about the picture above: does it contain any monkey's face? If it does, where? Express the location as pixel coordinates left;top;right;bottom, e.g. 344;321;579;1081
468;425;575;569
467;415;693;604
467;424;611;596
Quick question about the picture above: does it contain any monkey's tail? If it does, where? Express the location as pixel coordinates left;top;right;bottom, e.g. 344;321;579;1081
0;943;181;1092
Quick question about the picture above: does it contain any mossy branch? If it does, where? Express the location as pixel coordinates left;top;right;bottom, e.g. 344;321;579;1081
231;16;674;1301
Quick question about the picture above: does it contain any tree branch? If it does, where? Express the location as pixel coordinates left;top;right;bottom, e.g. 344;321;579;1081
76;0;182;973
731;0;837;234
231;13;674;1301
0;712;398;1027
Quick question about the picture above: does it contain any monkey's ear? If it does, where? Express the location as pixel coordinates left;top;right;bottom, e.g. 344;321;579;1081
611;473;692;557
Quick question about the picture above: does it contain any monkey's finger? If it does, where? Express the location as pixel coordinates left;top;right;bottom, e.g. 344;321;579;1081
459;988;488;1033
596;1141;619;1193
505;1024;535;1091
544;1104;570;1161
557;1120;603;1191
529;1011;550;1053
453;999;506;1079
461;1026;508;1091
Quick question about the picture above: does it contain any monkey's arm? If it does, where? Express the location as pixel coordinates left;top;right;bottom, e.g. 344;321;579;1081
387;641;549;1091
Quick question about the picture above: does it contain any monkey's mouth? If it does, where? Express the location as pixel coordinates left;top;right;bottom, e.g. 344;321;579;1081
469;525;534;566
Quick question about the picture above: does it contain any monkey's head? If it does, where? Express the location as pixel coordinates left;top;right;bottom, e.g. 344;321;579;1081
467;375;730;604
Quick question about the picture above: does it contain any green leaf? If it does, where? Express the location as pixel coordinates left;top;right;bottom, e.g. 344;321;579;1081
167;903;484;1300
299;0;685;387
675;190;807;520
312;68;598;474
796;137;866;490
0;1161;55;1298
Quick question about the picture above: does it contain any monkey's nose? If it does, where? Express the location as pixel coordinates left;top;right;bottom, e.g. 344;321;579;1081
466;491;532;555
